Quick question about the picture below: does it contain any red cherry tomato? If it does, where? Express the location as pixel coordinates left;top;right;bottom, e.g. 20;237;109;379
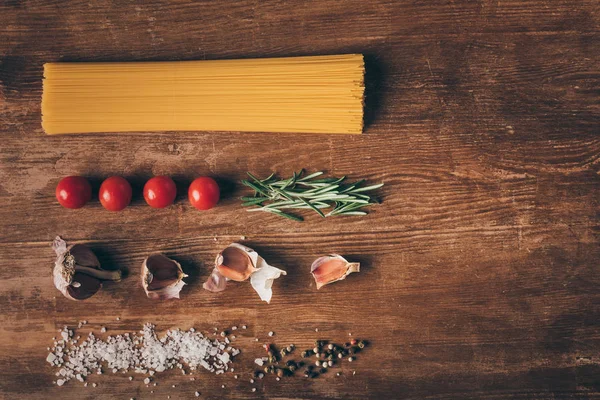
143;176;177;208
55;176;92;209
99;176;132;211
188;177;220;210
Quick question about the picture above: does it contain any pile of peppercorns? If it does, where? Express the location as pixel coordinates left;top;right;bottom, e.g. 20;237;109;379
257;338;368;380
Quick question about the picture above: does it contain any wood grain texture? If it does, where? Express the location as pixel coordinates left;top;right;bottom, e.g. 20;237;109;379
1;1;599;399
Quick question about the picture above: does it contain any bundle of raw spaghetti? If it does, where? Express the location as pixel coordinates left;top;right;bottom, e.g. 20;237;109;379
41;54;364;135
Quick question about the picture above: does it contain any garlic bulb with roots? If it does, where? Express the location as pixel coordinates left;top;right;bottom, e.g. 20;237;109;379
52;236;121;301
141;254;188;300
203;243;286;303
311;254;360;289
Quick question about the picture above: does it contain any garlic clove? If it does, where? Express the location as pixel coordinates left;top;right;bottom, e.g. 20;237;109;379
311;254;360;289
204;243;286;303
202;268;228;292
52;236;121;301
215;243;258;281
66;273;102;300
141;254;188;300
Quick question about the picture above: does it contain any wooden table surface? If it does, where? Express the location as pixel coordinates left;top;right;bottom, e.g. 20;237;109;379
1;1;599;399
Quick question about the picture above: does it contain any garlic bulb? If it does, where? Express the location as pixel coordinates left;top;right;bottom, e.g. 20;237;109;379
141;254;188;300
203;243;286;303
311;254;360;289
52;236;121;301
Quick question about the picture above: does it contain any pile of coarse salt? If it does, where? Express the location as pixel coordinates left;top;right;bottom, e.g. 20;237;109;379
46;323;240;387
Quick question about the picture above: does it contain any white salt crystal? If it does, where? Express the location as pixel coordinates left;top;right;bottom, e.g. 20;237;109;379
46;353;56;364
195;392;200;397
254;358;264;366
56;379;65;386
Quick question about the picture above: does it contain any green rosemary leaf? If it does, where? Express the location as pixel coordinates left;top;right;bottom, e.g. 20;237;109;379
264;208;304;222
340;179;365;193
241;180;270;198
298;171;323;181
241;196;269;202
241;198;269;206
337;211;368;216
299;197;325;218
261;173;276;183
350;183;384;193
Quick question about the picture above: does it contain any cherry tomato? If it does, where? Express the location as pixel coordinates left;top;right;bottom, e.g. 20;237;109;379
188;177;220;210
99;176;132;211
55;176;92;209
143;176;177;208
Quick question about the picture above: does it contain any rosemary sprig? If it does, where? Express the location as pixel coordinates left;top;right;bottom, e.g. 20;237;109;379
240;170;383;221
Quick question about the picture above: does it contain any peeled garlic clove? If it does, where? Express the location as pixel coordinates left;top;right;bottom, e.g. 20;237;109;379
203;268;227;292
311;254;360;289
141;254;188;300
52;236;122;301
215;243;258;281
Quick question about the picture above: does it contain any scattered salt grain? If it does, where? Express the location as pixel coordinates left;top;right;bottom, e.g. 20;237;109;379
195;392;200;397
56;379;65;386
92;383;97;387
221;385;225;389
129;376;133;381
231;326;237;331
100;327;106;333
242;325;247;330
315;328;319;332
252;388;256;392
268;331;274;337
116;317;120;321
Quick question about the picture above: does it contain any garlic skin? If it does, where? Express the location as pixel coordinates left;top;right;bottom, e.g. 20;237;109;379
202;268;227;292
203;243;286;303
52;236;122;301
311;255;360;289
141;254;188;300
